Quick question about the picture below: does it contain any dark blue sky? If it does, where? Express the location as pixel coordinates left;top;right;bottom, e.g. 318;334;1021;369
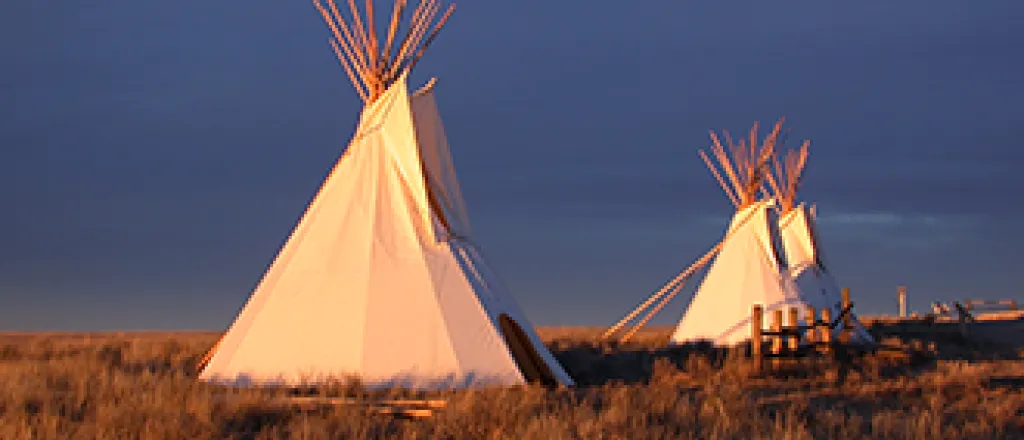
2;1;1022;330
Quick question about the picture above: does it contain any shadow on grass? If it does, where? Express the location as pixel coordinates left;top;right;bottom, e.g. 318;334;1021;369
868;318;1024;362
220;407;295;440
550;340;741;386
550;319;1024;388
986;376;1024;391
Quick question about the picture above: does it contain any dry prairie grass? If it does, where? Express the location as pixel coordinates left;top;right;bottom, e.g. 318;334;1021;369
0;322;1022;440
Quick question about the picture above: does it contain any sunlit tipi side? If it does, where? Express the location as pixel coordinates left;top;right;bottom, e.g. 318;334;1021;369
197;0;573;389
669;121;813;345
766;144;874;343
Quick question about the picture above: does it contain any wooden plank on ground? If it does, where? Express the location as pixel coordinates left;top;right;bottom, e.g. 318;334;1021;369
279;396;447;408
370;406;434;418
227;395;447;418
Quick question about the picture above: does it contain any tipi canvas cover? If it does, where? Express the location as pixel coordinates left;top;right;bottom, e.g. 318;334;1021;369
199;0;573;389
669;199;809;345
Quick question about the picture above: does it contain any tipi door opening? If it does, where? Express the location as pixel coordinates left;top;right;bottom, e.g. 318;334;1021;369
498;314;558;387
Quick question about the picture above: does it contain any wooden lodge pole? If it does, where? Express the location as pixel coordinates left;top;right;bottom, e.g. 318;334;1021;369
841;288;852;324
751;305;763;375
898;286;907;318
788;307;800;351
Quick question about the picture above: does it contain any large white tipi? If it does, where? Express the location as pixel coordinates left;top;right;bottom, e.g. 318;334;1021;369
668;121;812;345
198;0;573;389
765;144;874;343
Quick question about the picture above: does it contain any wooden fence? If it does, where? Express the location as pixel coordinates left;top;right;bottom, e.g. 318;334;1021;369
750;288;861;375
750;304;852;375
963;299;1018;313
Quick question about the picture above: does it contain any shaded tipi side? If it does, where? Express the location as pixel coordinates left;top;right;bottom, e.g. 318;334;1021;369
198;0;573;389
668;121;813;346
765;143;874;343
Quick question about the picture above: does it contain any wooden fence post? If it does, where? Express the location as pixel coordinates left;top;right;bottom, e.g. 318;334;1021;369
820;308;833;355
788;307;800;351
805;306;817;344
751;305;763;375
898;286;907;318
772;309;783;368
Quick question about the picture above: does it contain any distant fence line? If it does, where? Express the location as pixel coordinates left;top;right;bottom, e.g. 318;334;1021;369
894;285;1017;317
963;299;1018;312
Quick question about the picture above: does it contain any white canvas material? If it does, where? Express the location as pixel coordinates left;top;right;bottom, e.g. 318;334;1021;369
779;203;874;343
199;76;573;389
669;200;812;346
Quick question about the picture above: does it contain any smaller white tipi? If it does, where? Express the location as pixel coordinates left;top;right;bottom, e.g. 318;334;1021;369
197;0;573;389
601;121;815;345
765;144;874;343
668;121;813;345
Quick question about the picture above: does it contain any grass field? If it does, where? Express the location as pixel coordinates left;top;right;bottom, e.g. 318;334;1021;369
0;318;1022;439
